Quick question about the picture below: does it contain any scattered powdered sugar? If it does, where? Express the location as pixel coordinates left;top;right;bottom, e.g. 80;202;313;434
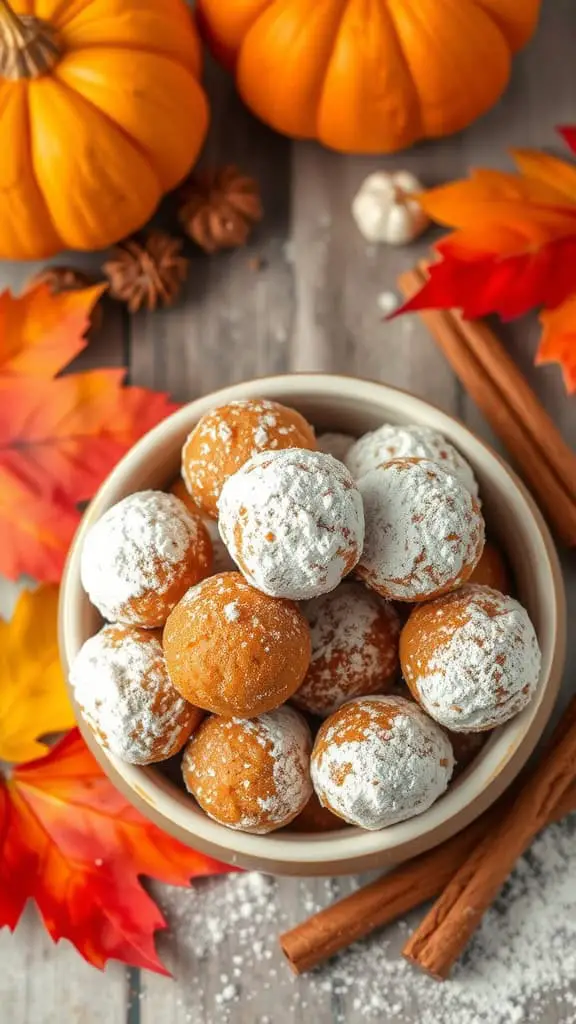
403;584;542;731
80;490;197;623
376;291;399;315
293;582;400;717
357;458;485;601
316;432;356;462
147;814;576;1023
223;600;241;622
346;423;479;497
70;624;193;764
218;449;365;601
311;695;454;830
183;706;312;833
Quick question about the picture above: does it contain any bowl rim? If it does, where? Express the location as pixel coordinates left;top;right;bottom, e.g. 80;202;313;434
59;373;566;872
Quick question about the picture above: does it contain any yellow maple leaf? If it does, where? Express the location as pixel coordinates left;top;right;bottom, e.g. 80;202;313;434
0;586;75;764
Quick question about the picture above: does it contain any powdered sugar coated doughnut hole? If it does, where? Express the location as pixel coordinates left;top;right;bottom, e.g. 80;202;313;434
70;623;202;765
317;432;356;463
357;458;485;602
311;695;454;830
163;572;311;717
218;449;365;601
182;705;313;834
80;490;212;627
181;398;316;519
346;423;479;497
400;584;542;732
292;582;401;717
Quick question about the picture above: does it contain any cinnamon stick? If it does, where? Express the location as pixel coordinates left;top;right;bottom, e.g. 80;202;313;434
402;695;576;979
397;266;576;546
280;780;576;975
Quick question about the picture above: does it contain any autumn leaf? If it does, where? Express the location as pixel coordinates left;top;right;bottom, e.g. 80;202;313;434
0;730;234;973
395;127;576;392
0;586;75;764
538;297;576;393
0;286;179;582
0;283;106;379
399;239;576;321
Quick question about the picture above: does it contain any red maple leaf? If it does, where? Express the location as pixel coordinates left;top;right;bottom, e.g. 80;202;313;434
0;730;233;973
395;127;576;391
0;284;179;581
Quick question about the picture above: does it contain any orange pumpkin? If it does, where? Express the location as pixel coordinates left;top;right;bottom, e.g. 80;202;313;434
197;0;541;154
0;0;209;259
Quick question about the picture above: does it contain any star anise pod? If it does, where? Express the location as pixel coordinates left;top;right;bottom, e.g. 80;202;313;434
26;265;104;330
103;232;189;313
178;165;263;254
27;265;96;293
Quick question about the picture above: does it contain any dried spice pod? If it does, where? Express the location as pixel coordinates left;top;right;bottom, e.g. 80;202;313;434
26;265;104;330
27;265;96;294
103;232;188;313
178;165;262;253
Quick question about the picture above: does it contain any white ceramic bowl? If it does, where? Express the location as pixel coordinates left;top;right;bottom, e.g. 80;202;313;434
59;374;566;876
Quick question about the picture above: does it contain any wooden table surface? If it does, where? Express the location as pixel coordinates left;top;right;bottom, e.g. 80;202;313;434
2;3;576;1021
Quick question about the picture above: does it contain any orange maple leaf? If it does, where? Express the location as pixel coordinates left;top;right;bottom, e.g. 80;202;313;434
0;730;233;972
0;283;105;378
538;297;576;393
396;127;576;392
0;285;179;581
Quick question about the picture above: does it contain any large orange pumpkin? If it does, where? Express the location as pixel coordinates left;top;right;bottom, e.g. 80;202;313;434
197;0;541;154
0;0;209;259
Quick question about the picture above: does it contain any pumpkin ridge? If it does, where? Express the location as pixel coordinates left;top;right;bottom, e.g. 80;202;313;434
54;46;208;192
21;81;63;248
50;65;164;189
51;39;201;78
197;0;271;72
313;0;358;138
471;0;540;52
378;0;423;139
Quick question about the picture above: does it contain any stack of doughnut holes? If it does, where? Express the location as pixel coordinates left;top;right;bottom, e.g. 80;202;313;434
72;400;541;835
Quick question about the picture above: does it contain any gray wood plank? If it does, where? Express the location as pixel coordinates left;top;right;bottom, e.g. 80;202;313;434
0;907;127;1024
129;56;292;402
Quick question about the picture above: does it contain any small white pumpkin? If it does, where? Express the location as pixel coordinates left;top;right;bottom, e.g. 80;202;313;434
352;171;430;245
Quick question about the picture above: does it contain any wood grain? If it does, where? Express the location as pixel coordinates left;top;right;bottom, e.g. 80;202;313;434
2;1;576;1020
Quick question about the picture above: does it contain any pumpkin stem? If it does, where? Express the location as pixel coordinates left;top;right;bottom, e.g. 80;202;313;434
0;0;60;80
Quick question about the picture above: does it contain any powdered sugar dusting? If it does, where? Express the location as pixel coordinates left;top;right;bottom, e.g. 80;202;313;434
218;449;365;600
316;432;356;462
311;695;454;830
183;706;312;833
293;583;400;717
403;584;542;731
151;817;576;1023
223;601;240;622
346;423;479;497
80;490;199;622
70;624;194;764
357;458;485;601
